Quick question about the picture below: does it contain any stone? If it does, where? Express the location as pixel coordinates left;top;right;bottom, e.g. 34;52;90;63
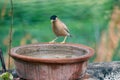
85;61;120;80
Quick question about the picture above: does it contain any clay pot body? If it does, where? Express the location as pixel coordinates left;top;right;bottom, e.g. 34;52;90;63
10;43;94;80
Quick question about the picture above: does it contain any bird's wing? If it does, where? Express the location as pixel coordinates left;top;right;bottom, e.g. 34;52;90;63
62;23;72;37
62;23;70;33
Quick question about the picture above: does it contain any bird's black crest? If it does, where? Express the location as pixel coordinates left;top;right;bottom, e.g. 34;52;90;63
50;15;57;20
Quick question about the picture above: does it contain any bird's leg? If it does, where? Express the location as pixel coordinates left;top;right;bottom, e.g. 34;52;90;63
61;36;67;43
49;37;58;43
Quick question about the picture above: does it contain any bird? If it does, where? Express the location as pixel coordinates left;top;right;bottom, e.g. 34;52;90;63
49;15;71;43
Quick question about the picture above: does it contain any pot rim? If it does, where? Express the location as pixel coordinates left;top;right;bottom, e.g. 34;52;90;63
10;43;94;63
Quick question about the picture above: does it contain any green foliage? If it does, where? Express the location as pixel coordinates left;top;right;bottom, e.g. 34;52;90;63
113;41;120;61
0;72;13;80
0;0;117;61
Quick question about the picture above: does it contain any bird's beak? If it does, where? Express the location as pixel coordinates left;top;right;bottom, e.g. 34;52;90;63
51;20;54;22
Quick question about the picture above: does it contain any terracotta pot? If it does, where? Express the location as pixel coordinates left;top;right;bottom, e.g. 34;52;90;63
10;43;94;80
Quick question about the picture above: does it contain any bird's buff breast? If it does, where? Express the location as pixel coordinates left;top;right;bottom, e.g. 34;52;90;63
52;23;68;36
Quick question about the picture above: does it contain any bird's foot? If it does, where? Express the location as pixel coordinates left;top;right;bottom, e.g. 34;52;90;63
49;37;58;43
49;40;55;43
60;41;66;44
60;36;67;44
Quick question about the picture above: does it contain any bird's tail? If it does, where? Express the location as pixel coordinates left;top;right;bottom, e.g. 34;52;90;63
69;34;72;37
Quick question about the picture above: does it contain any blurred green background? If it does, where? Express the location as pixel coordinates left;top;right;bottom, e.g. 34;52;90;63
0;0;120;68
